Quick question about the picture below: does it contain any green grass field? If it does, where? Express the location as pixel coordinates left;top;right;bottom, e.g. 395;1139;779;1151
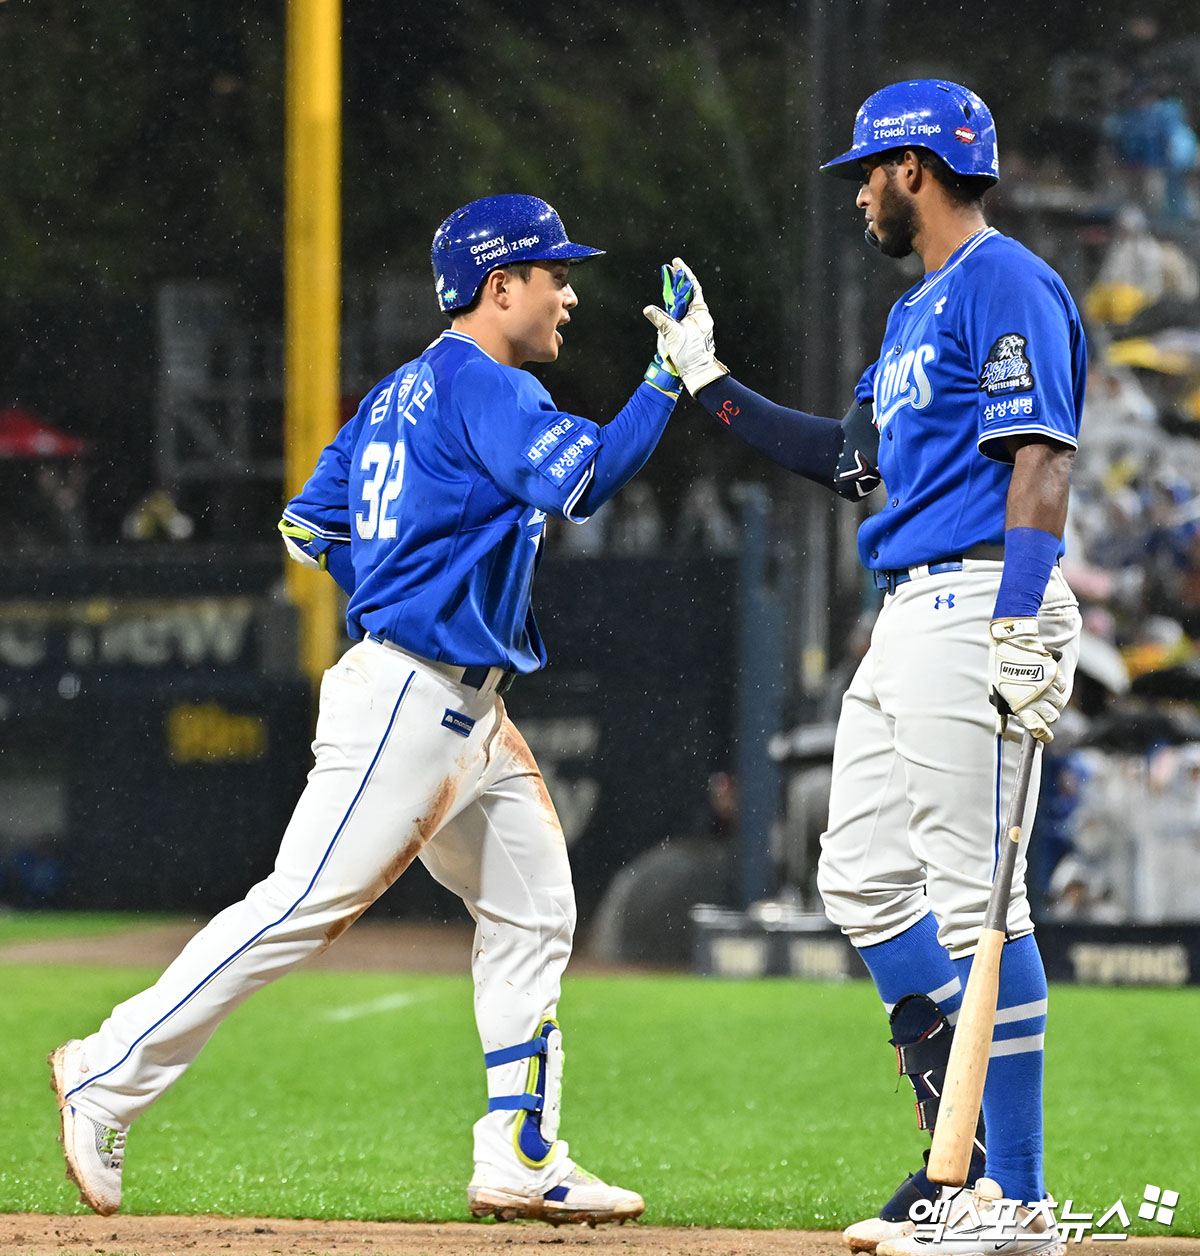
0;911;182;948
2;914;1198;1236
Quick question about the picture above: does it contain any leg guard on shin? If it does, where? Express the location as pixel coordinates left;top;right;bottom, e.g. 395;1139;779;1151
484;1018;564;1169
890;994;985;1146
879;994;986;1221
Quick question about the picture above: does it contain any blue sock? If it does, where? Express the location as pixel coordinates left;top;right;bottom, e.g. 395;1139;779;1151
857;912;962;1015
954;934;1047;1203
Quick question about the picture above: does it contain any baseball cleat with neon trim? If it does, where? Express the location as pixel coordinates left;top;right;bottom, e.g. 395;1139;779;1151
468;1165;644;1226
49;1040;126;1216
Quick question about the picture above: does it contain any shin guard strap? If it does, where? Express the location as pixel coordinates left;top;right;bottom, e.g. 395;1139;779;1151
889;993;954;1134
483;1020;564;1170
894;1034;951;1078
484;1036;549;1069
488;1093;541;1113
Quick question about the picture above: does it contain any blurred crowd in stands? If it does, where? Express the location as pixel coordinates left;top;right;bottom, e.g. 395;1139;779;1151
1034;195;1200;922
1035;37;1200;924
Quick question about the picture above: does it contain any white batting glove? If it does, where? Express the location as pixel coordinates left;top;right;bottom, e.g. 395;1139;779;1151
988;617;1068;743
642;258;729;397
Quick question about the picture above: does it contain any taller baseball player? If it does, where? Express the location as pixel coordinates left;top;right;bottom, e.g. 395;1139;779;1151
50;194;690;1226
647;82;1084;1255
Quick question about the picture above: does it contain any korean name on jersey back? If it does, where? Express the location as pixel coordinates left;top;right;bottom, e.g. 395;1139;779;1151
354;363;441;542
367;365;436;428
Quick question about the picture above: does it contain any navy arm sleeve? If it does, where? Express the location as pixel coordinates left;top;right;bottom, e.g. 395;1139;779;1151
575;382;676;515
694;377;881;499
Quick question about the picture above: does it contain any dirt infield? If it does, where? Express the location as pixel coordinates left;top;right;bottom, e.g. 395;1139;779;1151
3;1214;1200;1256
0;920;480;975
0;918;668;977
4;1214;1200;1256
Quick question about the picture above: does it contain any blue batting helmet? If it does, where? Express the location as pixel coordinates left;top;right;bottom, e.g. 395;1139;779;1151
820;79;999;184
431;194;605;313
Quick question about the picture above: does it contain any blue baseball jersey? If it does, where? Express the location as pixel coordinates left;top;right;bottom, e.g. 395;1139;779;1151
283;330;611;672
855;228;1087;570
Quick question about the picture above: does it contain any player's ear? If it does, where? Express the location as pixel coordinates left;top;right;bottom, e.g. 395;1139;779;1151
901;149;923;189
482;268;511;309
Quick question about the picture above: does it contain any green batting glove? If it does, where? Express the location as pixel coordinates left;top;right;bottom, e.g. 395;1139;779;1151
643;263;694;397
643;257;728;397
662;262;695;320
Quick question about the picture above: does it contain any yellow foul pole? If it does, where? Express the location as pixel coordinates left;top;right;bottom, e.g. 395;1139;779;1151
284;0;342;685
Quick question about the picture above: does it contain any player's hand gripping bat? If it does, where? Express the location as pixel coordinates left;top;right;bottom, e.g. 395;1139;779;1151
926;729;1038;1187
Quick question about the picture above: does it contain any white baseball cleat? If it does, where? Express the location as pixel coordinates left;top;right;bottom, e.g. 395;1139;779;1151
49;1040;126;1216
843;1163;947;1251
468;1164;644;1226
875;1178;1064;1256
844;1214;917;1252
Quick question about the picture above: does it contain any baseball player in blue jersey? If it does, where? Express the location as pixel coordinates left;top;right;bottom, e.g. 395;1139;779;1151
647;83;1084;1255
50;194;690;1226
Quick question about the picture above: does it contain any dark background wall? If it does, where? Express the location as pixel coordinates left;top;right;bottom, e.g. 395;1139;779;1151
0;551;734;922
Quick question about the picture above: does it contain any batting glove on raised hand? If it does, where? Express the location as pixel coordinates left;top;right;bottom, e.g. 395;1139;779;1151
642;263;696;396
661;260;696;321
988;617;1068;743
643;257;728;397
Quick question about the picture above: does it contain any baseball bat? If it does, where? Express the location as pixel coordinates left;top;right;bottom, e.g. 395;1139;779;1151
926;729;1038;1187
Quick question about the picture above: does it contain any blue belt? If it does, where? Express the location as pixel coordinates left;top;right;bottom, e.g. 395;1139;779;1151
872;544;1006;595
873;559;963;594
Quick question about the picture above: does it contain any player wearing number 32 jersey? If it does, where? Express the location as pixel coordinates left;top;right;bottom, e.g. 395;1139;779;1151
283;331;600;671
50;194;688;1227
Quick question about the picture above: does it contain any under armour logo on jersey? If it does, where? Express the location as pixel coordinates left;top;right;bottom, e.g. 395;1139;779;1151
934;594;955;610
934;296;947;315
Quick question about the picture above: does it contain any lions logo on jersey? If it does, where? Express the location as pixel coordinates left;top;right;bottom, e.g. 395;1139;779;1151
874;342;935;429
979;333;1035;396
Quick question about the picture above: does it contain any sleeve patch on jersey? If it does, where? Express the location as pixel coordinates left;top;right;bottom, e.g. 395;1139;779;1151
523;416;580;469
441;709;476;737
542;433;598;483
982;394;1041;426
979;333;1035;396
